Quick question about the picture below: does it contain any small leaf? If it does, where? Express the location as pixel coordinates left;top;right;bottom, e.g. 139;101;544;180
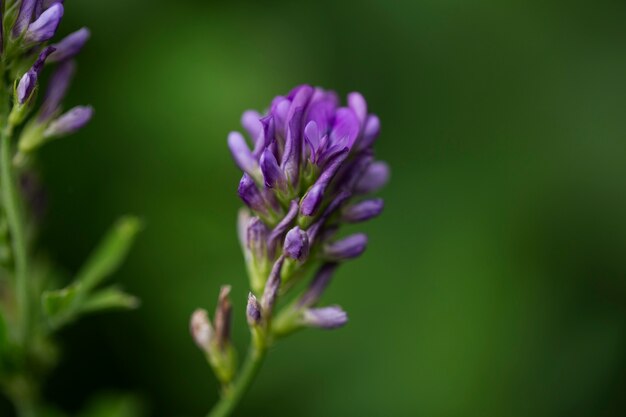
77;392;145;417
79;286;140;315
74;216;142;293
42;284;81;328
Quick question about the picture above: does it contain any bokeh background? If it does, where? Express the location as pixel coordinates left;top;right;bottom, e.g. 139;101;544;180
7;0;626;416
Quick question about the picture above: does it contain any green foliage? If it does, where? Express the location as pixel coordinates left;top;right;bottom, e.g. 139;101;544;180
42;216;142;330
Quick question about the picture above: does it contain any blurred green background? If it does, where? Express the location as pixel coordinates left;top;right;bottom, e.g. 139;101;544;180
8;0;626;415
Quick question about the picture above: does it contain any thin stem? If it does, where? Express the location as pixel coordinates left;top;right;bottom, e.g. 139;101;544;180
207;343;267;417
1;126;29;343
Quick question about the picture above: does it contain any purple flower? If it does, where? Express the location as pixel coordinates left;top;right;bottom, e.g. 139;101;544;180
16;46;56;104
261;256;284;314
229;85;387;337
48;27;90;63
246;293;262;326
228;131;259;179
298;263;338;308
342;199;384;223
246;217;269;261
354;161;390;194
39;60;75;120
323;234;368;260
302;306;348;329
23;2;64;45
12;0;37;38
44;105;93;137
283;226;309;262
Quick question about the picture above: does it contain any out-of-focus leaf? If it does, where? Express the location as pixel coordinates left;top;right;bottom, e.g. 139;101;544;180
41;216;141;330
74;216;141;294
41;284;81;329
79;286;140;315
77;392;145;417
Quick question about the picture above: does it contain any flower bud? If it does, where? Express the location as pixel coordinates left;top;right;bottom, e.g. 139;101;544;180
300;148;349;216
12;0;37;38
323;234;368;260
16;46;56;105
213;285;232;350
43;105;93;138
246;292;262;326
261;256;284;315
354;161;390;194
39;60;75;121
190;308;213;353
341;199;384;223
228;131;260;180
23;2;64;45
48;27;90;63
283;226;309;262
298;263;338;308
238;174;269;217
302;306;348;329
260;148;287;190
267;199;298;256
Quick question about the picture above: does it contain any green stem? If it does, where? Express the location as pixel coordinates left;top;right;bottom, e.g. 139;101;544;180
207;343;267;417
1;126;29;344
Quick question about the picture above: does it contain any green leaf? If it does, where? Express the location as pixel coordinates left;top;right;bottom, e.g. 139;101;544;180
77;392;145;417
74;216;142;294
41;284;81;328
79;286;140;315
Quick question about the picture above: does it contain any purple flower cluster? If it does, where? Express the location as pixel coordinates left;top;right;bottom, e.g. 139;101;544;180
3;0;93;152
230;85;389;331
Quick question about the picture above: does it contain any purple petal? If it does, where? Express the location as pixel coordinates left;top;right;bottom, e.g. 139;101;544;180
306;92;338;136
354;161;390;194
304;121;320;162
228;131;258;176
39;60;75;120
16;72;37;105
342;199;384;223
241;110;263;143
261;256;285;314
306;191;351;244
246;293;262;326
267;199;298;255
238;174;268;215
271;97;290;141
280;107;304;185
24;2;64;45
298;263;338;308
323;234;368;260
300;148;349;216
347;92;367;126
246;216;269;260
357;115;380;151
283;227;309;262
44;105;93;137
329;107;360;150
260;148;286;190
303;306;348;329
17;46;56;104
12;0;37;38
48;27;90;63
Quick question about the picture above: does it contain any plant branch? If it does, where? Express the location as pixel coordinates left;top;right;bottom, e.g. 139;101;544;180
207;342;267;417
1;126;29;344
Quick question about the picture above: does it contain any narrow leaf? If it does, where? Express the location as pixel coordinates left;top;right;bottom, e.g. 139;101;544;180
79;286;140;314
74;216;141;294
